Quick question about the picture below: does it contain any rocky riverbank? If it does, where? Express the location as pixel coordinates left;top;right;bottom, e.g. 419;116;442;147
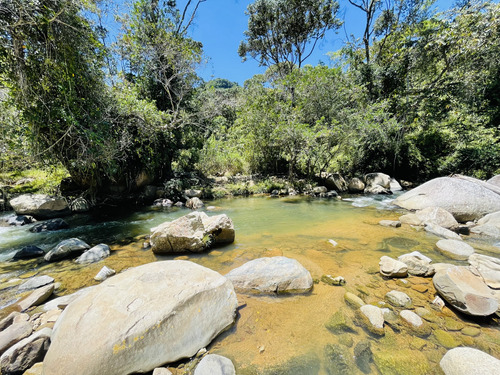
0;173;500;374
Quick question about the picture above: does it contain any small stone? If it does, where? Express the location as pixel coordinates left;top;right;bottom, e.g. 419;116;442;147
415;307;440;323
431;295;446;310
359;305;384;336
461;326;481;337
328;239;338;247
194;354;235;375
379;220;401;228
412;284;428;293
400;310;423;327
444;317;465;331
94;266;115;282
385;290;412;308
434;329;460;349
321;275;346;286
325;310;355;333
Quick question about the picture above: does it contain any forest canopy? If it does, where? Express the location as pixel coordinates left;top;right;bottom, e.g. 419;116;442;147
0;0;499;195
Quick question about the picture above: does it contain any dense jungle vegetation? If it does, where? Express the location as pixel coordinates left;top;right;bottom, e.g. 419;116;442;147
0;0;499;195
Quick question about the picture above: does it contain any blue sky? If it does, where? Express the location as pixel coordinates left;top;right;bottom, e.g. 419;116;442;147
106;0;456;85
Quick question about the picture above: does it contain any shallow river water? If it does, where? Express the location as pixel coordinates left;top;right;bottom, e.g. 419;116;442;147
1;195;499;374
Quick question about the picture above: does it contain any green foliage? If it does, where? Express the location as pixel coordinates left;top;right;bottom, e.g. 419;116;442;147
239;0;342;77
0;166;70;195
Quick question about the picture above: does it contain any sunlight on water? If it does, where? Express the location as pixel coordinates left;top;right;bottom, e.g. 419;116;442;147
0;196;499;374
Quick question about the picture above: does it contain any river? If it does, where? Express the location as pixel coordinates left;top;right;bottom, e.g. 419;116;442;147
1;195;499;374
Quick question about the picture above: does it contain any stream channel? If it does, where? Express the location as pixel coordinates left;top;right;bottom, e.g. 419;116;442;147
1;194;499;374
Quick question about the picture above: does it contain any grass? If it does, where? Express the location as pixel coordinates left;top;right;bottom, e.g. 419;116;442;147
0;166;70;195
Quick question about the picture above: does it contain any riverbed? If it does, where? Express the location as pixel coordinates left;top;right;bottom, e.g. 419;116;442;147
1;195;499;374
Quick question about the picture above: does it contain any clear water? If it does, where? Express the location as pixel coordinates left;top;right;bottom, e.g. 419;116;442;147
1;195;499;374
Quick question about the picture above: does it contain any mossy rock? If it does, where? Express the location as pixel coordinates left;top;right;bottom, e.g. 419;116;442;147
409;337;427;350
324;344;355;375
461;326;481;337
325;310;356;333
433;329;460;349
373;349;430;375
444;317;465;331
338;334;354;348
414;307;440;323
354;340;372;374
344;292;365;309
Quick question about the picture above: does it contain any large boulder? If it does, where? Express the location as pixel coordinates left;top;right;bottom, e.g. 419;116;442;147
44;238;90;262
433;266;498;316
440;347;500;375
364;173;391;194
348;177;365;193
9;194;70;219
487;175;500;187
225;256;313;294
476;210;500;229
468;253;500;289
436;239;474;260
42;261;238;375
150;212;234;254
379;256;408;278
400;207;459;229
393;177;500;222
324;173;348;192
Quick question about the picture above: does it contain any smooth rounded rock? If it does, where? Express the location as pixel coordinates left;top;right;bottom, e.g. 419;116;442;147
385;290;412;308
440;347;500;375
359;305;384;335
12;246;44;260
75;244;110;264
43;261;238;375
425;223;461;240
398;252;435;277
225;256;313;294
379;256;408;278
150;212;234;254
194;354;235;375
393;177;500;222
400;310;423;327
44;238;90;262
436;239;475;260
433;266;498;316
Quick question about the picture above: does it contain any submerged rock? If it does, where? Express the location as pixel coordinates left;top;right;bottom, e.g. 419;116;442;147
44;238;90;262
12;246;44;260
373;349;430;375
398;252;435;277
359;305;384;336
9;194;70;219
440;347;500;375
225;256;313;294
18;276;54;292
433;266;498;316
385;290;412;308
424;223;461;240
393;176;500;222
324;344;355;375
42;261;238;375
150;212;234;254
29;218;69;233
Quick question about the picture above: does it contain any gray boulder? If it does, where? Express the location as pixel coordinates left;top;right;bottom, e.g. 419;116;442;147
385;290;412;308
42;261;238;375
9;194;70;219
364;173;392;194
0;327;51;375
15;284;54;312
0;321;33;356
400;207;459;229
468;253;500;289
348;177;365;193
393;177;500;222
225;256;313;294
186;197;204;209
476;210;500;229
324;173;348;192
433;266;498;316
75;244;110;264
29;218;69;233
390;178;403;192
194;354;235;375
440;347;500;375
150;212;234;254
436;239;474;260
44;238;90;262
470;224;500;238
379;256;408;278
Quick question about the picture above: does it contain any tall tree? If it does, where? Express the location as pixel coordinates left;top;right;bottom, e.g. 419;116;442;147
238;0;342;78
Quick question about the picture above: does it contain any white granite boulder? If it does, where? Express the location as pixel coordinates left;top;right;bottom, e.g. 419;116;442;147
440;347;500;375
150;212;234;254
225;256;313;294
9;194;70;219
42;261;238;375
393;177;500;222
433;266;498;316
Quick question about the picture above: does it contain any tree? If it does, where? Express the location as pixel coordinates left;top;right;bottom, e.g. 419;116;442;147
238;0;342;78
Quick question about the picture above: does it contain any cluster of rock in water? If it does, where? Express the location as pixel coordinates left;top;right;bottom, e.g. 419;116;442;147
1;174;500;374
